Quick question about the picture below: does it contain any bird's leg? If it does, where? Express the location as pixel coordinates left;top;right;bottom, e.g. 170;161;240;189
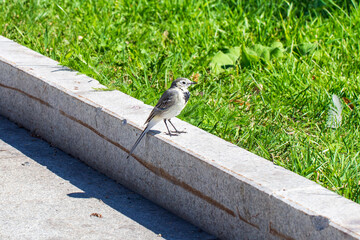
168;119;186;134
164;119;177;136
168;119;179;133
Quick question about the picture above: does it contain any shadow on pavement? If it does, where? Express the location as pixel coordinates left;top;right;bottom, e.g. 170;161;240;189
0;115;216;240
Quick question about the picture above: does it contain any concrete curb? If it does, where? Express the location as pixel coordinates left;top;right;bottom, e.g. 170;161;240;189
1;35;360;240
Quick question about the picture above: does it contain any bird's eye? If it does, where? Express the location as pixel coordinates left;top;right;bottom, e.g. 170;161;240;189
181;81;186;84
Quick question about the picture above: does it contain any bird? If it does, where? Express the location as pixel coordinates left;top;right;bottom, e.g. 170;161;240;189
127;77;196;159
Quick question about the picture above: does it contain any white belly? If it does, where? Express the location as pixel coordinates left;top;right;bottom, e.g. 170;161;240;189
161;90;186;119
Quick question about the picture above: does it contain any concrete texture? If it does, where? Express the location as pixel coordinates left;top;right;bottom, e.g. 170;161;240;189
1;35;360;239
0;115;215;240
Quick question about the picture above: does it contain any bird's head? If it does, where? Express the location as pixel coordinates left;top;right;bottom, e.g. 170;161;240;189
171;78;196;90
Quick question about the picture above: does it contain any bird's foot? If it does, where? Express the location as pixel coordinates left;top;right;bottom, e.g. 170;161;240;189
172;130;187;134
165;132;179;136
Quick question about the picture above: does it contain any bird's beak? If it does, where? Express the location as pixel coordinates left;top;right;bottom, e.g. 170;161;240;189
190;81;197;85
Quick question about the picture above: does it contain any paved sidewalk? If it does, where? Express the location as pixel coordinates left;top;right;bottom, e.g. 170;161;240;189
0;115;215;240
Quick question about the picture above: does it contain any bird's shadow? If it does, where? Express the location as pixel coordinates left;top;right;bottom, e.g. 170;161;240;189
148;129;161;135
50;65;76;73
0;115;215;240
149;129;187;137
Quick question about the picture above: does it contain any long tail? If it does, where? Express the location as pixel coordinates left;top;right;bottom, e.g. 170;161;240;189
126;119;159;159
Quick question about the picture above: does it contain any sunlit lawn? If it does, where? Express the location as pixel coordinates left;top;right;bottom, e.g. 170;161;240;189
1;0;359;202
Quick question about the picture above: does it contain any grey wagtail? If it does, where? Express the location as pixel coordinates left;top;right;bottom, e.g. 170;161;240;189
127;77;196;159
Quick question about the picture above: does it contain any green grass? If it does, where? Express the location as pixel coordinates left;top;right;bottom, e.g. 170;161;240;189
1;0;360;202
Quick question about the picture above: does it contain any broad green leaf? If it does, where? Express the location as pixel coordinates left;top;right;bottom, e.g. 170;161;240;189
210;42;285;72
240;42;284;67
240;44;260;67
254;44;271;61
271;41;283;49
270;47;284;59
210;46;240;73
293;43;317;56
226;47;240;62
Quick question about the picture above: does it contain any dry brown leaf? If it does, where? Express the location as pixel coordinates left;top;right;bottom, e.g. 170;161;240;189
190;72;200;82
90;213;103;218
162;30;169;38
342;97;354;110
252;84;263;94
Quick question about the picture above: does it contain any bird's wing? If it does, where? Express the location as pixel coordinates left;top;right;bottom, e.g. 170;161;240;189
145;89;178;124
